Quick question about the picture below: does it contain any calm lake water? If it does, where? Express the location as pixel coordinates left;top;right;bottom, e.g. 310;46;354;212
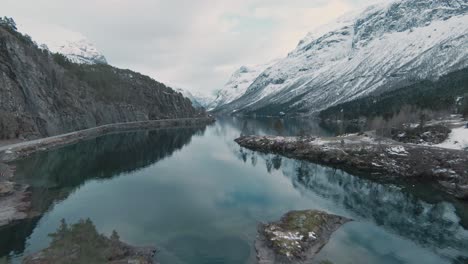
1;117;468;264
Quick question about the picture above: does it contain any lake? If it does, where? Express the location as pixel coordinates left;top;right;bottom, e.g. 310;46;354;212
1;117;468;264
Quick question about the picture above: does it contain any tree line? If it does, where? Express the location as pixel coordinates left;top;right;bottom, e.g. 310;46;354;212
319;67;468;131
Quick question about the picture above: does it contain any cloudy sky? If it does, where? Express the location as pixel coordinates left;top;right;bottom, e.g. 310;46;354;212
4;0;384;96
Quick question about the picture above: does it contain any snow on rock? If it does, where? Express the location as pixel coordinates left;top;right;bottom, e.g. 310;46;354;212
435;126;468;150
217;0;468;115
257;210;350;262
386;146;409;156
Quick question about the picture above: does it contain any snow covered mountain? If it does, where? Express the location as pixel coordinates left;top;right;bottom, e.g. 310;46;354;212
47;38;108;65
18;23;108;65
175;88;214;109
216;0;468;116
209;61;276;111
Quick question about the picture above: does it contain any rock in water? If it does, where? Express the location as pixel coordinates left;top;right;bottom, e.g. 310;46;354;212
0;181;32;227
256;210;350;263
22;219;157;264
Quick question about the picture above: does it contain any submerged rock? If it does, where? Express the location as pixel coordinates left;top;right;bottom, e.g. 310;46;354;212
23;219;157;264
256;210;350;264
1;162;33;226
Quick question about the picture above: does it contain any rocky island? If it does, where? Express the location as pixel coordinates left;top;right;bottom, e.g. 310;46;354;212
256;210;350;264
23;219;157;264
235;133;468;199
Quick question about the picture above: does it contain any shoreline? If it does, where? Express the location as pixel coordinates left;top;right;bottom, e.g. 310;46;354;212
0;117;215;163
235;134;468;200
0;117;215;228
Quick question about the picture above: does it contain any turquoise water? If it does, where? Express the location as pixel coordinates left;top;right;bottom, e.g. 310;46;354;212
1;117;468;263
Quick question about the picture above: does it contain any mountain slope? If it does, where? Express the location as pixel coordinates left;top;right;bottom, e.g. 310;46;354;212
0;23;203;139
175;88;203;108
175;88;215;109
319;67;468;121
191;91;215;109
216;0;468;116
209;61;276;111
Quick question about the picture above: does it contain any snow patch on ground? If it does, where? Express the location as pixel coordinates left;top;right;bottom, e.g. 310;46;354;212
386;146;409;156
270;231;304;242
311;138;332;145
435;126;468;150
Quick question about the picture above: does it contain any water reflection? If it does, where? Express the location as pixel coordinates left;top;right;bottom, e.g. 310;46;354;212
0;117;467;264
14;127;206;188
0;218;40;257
236;148;468;260
0;127;206;257
164;235;250;264
215;116;333;138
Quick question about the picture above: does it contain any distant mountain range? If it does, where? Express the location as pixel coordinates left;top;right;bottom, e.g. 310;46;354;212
212;0;468;116
173;88;209;109
175;88;214;109
208;61;277;111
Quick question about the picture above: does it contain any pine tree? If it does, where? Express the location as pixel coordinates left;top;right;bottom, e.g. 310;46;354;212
461;95;468;118
110;230;120;242
0;17;17;30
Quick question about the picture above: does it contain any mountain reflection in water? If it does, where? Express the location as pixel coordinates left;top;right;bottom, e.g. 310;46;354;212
237;148;468;257
1;127;206;258
0;117;467;264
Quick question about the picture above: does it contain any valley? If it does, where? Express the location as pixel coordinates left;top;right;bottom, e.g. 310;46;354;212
0;0;467;263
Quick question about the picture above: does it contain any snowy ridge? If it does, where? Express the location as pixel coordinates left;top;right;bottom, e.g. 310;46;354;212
217;0;468;115
175;88;214;109
209;61;277;111
18;23;108;65
49;38;108;65
175;88;203;108
192;92;216;109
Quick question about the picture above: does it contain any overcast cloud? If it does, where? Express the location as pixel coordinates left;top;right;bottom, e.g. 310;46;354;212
3;0;385;95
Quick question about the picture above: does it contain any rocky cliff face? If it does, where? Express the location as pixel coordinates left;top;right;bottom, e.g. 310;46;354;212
216;0;468;116
0;25;203;139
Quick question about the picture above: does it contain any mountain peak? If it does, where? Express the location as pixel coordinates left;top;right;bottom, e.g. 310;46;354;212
215;0;468;116
17;22;107;65
51;37;108;65
209;61;278;111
